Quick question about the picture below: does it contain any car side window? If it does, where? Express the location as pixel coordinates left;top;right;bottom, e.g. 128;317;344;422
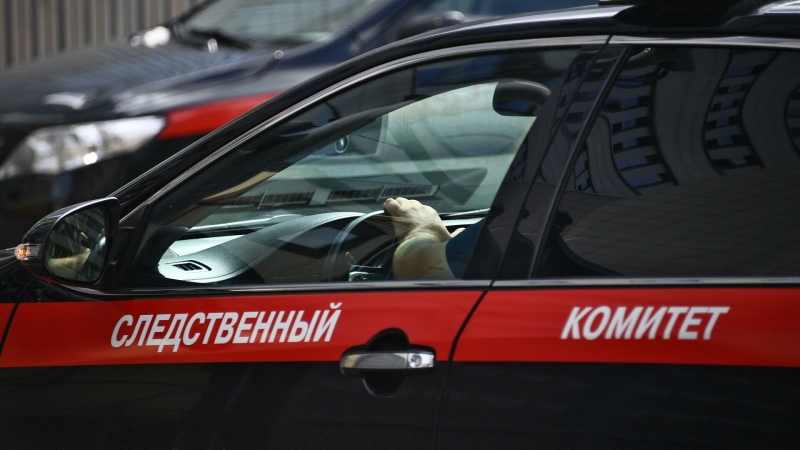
126;47;581;287
533;46;800;278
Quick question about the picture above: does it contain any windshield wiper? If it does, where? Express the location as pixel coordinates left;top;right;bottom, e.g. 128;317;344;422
173;23;258;50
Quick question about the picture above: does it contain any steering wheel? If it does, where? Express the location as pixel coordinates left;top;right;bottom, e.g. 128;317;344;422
322;210;398;282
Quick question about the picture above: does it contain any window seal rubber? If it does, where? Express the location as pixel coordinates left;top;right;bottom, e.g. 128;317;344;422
55;279;493;300
610;35;800;50
493;277;800;288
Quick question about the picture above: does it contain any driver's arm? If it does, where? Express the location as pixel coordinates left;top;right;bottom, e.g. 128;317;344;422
383;197;466;280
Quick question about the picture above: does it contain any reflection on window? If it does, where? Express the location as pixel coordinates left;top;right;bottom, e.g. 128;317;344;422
538;47;800;279
129;49;578;287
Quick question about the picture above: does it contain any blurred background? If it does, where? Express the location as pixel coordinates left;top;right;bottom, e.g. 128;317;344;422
0;0;592;249
1;1;203;71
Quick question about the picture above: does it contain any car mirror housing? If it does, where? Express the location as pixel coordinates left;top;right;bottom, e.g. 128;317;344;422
397;10;465;41
15;197;120;286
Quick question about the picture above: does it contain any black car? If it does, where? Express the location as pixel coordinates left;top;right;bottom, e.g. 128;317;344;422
2;0;800;448
0;0;592;249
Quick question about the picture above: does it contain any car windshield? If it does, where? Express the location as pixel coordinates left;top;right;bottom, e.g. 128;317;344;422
183;0;382;44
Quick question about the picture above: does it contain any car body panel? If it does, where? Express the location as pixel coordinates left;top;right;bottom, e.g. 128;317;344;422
1;291;479;367
455;288;800;367
0;280;482;447
437;362;800;448
0;250;29;348
0;362;451;448
0;304;13;335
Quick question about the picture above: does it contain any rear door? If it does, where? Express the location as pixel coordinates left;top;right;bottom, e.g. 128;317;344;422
439;41;800;448
0;39;594;449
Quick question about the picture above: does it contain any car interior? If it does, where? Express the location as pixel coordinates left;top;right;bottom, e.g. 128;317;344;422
127;49;580;286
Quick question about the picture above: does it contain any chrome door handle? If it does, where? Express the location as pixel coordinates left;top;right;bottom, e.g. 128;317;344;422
340;350;434;372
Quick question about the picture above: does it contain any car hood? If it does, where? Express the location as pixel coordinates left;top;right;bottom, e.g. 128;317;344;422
0;39;276;124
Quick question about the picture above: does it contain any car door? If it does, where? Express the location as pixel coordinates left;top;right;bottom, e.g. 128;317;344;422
0;39;596;449
439;41;800;448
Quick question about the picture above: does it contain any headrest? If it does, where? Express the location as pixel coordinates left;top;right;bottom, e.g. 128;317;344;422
493;81;551;117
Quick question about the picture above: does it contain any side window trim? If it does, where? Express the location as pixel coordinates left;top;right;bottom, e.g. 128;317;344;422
493;277;800;288
63;280;493;300
610;35;800;50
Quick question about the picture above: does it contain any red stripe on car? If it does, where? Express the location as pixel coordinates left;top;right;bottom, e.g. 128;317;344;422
0;291;479;367
0;303;14;343
455;288;800;367
158;92;280;139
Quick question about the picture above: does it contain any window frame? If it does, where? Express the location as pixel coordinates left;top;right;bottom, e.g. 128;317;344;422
59;35;611;299
505;35;800;289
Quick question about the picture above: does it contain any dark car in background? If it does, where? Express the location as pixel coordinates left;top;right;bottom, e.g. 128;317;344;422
0;0;592;248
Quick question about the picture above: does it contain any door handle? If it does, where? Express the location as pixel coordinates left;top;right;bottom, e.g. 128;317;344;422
340;350;434;373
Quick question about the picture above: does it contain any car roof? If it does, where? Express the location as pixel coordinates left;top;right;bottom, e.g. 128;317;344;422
389;0;800;50
113;0;800;216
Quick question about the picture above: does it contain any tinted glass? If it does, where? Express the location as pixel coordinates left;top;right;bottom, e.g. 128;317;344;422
536;46;800;278
128;48;579;287
496;45;628;279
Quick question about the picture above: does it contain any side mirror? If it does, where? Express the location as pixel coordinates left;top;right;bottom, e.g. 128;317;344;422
15;198;120;285
397;10;465;41
493;81;552;117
